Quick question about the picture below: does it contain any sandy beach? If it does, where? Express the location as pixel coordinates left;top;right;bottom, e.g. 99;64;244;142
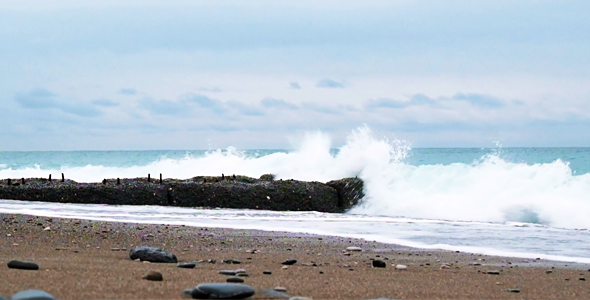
1;213;589;300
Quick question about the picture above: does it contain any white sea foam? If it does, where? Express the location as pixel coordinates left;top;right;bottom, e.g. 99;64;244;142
1;126;590;229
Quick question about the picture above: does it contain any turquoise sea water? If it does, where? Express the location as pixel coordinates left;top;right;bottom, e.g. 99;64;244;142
1;129;590;262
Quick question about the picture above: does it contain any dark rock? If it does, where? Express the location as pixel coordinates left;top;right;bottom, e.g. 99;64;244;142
191;283;255;299
7;260;39;270
372;260;386;268
506;289;520;293
580;277;586;281
224;259;241;264
10;289;56;300
485;270;501;275
226;277;244;283
129;246;177;263
237;273;249;277
183;289;194;297
263;270;272;275
326;177;364;208
178;262;196;269
281;259;297;265
143;271;163;281
219;270;237;276
0;175;363;213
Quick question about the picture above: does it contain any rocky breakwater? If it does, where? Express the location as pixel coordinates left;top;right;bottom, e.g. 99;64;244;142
0;175;364;213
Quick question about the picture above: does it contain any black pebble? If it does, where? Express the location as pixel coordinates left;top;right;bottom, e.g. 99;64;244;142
7;260;39;270
372;260;386;268
281;259;297;265
263;270;272;275
177;262;196;269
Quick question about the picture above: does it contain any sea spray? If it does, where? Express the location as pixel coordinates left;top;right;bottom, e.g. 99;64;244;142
2;126;590;229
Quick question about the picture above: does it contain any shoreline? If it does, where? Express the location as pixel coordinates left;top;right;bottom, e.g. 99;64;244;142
2;198;589;265
2;213;589;299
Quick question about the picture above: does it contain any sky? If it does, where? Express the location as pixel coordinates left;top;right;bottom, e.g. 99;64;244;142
1;0;589;150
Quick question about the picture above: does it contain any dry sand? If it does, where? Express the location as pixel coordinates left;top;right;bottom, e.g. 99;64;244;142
1;213;589;299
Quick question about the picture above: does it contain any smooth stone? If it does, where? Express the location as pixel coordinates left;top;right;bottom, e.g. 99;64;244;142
178;262;196;269
580;277;586;281
395;264;407;270
219;270;237;276
191;283;255;299
274;287;287;292
235;269;247;274
7;260;39;270
372;260;386;268
486;270;501;275
226;277;244;283
346;246;362;252
224;259;241;264
263;270;272;275
183;289;194;297
143;271;163;281
281;259;297;265
10;289;56;300
129;246;177;263
507;289;520;293
237;273;249;277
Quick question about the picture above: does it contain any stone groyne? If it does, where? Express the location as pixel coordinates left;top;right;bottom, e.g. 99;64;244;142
0;174;364;213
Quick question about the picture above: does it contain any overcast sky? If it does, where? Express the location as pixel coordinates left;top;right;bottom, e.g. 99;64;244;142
1;0;589;150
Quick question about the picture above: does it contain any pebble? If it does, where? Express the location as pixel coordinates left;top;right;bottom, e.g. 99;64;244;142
346;246;362;252
129;246;177;263
506;289;520;293
372;260;386;268
224;259;241;264
43;226;51;231
486;270;501;275
10;289;56;300
263;270;272;275
274;287;287;292
190;283;255;299
281;259;297;265
440;264;451;269
219;270;237;276
226;277;245;283
237;273;249;277
177;262;196;269
395;264;407;270
580;277;586;281
7;260;39;270
235;269;247;274
281;266;289;270
143;271;163;281
545;270;552;274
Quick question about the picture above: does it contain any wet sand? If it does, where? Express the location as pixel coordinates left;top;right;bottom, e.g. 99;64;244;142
1;213;589;299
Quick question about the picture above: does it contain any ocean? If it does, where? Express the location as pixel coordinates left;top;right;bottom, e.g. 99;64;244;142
1;127;589;263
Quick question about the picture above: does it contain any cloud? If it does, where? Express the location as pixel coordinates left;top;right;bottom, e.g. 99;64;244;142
120;88;137;95
289;82;301;89
185;94;226;114
261;98;298;110
302;102;341;114
92;98;119;107
138;98;192;116
196;87;222;92
228;100;265;116
451;93;504;108
366;94;436;110
316;79;345;88
14;88;102;117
